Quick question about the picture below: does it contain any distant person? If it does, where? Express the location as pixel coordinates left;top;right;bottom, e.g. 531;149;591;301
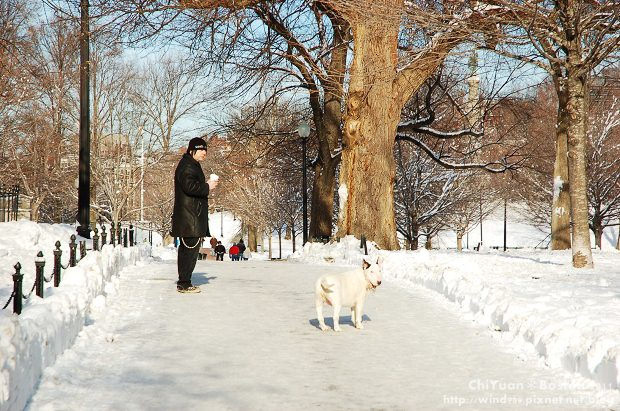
210;236;218;256
237;239;246;261
229;244;240;261
215;241;226;261
170;137;218;293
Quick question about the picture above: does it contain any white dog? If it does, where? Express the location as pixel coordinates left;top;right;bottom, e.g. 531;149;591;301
315;256;383;331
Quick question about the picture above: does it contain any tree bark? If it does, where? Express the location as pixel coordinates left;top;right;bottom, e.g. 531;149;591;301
309;158;337;239
268;234;272;259
335;4;457;250
566;73;593;268
308;13;349;241
248;224;258;252
30;195;44;222
551;87;571;250
425;235;432;250
336;21;401;249
593;222;603;250
290;221;296;253
411;222;419;250
285;226;291;240
457;234;463;252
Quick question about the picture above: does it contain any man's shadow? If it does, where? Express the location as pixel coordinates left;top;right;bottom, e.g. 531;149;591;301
192;273;217;286
308;315;371;330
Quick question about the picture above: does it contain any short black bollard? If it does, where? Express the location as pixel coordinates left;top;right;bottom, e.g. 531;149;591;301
80;240;86;259
35;251;45;298
53;241;62;287
93;227;99;251
123;228;128;247
69;235;77;267
110;224;116;246
13;262;23;315
101;224;107;246
360;234;368;255
129;224;134;247
117;222;122;245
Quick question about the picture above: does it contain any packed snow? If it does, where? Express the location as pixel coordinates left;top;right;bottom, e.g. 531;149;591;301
292;236;620;407
24;255;617;410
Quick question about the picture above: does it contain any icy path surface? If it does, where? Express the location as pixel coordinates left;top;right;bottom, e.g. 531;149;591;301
27;260;604;410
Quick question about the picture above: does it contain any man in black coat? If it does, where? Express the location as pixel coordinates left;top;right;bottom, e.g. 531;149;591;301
237;239;246;260
171;137;218;293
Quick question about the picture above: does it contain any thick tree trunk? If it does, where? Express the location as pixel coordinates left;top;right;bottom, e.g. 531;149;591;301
308;156;337;240
411;223;419;250
457;233;463;252
30;196;44;222
425;235;432;250
336;22;401;249
594;223;603;250
268;235;272;259
566;74;593;268
551;89;571;250
248;225;258;252
285;226;291;240
308;14;348;242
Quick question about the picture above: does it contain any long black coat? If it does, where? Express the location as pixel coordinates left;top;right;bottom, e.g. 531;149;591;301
171;153;211;238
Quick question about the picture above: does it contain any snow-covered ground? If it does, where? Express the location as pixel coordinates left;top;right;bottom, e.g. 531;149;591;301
292;237;620;407
25;258;614;410
437;203;620;251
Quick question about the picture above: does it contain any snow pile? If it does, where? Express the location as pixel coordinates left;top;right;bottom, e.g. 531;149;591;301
291;237;620;397
0;221;150;411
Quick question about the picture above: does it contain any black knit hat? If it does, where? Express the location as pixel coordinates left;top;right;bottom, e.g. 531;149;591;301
187;137;207;153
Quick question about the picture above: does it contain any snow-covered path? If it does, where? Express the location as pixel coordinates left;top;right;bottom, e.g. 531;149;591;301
27;259;603;410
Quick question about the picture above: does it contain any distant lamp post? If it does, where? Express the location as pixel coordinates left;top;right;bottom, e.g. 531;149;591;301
297;121;311;245
220;207;224;238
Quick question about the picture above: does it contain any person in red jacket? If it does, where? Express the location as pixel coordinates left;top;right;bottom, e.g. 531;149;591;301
229;244;240;261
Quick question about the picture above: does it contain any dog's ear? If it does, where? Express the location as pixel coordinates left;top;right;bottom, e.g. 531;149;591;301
362;259;371;270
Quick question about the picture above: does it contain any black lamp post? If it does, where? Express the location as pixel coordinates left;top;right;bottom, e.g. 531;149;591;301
77;0;91;239
298;121;310;245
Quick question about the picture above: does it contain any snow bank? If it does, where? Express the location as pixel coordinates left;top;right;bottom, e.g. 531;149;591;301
291;237;620;396
0;221;150;411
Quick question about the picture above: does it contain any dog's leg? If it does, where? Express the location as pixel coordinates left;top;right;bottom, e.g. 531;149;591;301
316;296;328;331
332;304;342;332
354;301;364;329
351;307;356;326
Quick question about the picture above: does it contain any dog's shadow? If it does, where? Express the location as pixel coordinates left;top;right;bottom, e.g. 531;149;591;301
192;274;217;286
308;315;371;330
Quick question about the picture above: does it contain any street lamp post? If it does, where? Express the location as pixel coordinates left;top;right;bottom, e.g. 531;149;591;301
77;0;91;239
297;121;310;245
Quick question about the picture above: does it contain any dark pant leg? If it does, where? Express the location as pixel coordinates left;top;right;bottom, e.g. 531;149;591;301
177;237;200;286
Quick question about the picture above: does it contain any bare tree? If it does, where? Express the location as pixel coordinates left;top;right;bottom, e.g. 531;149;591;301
587;94;620;248
479;0;620;267
136;58;209;153
71;0;349;242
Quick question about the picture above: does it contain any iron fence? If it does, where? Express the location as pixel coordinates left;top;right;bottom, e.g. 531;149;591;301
0;185;19;222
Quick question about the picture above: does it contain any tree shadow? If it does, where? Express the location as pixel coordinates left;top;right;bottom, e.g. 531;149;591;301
308;315;371;330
